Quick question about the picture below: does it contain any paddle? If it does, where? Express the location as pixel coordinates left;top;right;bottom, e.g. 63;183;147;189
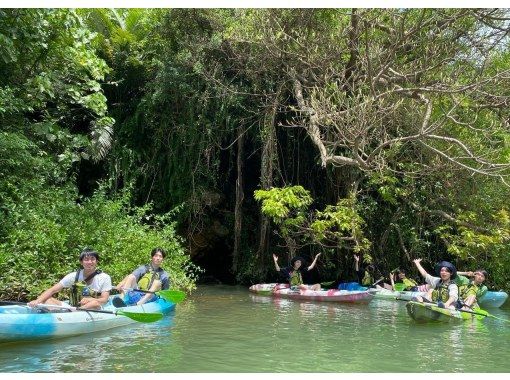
396;298;510;323
120;288;187;303
461;307;510;323
35;303;163;323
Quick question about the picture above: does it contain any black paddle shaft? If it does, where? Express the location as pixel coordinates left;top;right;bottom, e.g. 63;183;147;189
76;307;117;315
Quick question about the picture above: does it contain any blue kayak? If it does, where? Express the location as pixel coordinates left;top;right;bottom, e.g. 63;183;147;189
479;291;508;308
0;296;175;344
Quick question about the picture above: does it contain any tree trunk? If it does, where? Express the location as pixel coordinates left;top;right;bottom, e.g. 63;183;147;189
232;124;245;273
256;92;280;276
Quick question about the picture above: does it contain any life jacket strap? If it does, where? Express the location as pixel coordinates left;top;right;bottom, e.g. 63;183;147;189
70;269;102;306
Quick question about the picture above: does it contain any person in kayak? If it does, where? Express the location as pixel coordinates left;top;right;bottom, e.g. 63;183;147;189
273;253;322;291
387;268;420;291
115;247;170;305
28;248;112;310
411;258;459;309
353;254;377;287
456;269;488;310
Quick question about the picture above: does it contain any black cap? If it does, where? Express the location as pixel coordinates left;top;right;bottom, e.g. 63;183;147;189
290;256;305;267
434;261;457;280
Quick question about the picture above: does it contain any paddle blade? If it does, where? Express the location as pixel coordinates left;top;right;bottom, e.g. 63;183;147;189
157;290;186;303
475;308;510;323
118;310;163;323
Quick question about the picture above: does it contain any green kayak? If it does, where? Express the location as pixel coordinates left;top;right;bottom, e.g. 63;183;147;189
405;301;486;323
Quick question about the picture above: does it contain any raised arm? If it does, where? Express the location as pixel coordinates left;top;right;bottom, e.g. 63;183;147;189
307;253;322;271
273;254;281;272
412;258;429;279
389;272;396;290
353;254;360;272
457;271;474;277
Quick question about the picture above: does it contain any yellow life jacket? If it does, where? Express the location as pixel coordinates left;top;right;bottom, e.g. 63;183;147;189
459;281;479;301
402;278;418;290
137;265;161;291
431;281;455;303
362;271;374;286
289;270;303;287
69;269;102;307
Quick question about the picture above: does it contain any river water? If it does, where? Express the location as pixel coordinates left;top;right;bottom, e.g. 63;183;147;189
0;285;509;373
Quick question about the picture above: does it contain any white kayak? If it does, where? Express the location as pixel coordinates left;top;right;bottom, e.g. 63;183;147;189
370;288;426;301
0;296;175;344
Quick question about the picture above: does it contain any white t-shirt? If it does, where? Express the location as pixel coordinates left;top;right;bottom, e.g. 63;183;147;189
424;273;458;301
59;270;112;293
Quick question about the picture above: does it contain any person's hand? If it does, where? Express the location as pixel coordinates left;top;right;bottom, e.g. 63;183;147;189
467;271;474;277
28;298;41;308
79;297;93;306
353;254;359;262
413;258;422;265
272;254;278;262
315;253;322;259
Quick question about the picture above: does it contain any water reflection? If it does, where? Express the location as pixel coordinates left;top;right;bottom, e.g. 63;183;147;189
0;311;177;372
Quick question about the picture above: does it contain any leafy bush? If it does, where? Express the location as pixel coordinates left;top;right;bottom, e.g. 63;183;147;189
0;181;198;301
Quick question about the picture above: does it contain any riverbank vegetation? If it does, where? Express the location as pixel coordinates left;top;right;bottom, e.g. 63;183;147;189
1;9;510;298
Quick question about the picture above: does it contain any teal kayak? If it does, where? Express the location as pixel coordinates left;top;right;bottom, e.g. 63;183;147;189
405;301;485;323
0;296;175;344
479;291;508;308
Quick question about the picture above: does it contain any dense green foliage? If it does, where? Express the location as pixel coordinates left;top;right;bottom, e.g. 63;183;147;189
1;9;510;295
0;9;197;300
255;186;371;255
0;178;197;300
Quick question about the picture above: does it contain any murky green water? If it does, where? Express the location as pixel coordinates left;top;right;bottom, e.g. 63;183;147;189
1;285;509;372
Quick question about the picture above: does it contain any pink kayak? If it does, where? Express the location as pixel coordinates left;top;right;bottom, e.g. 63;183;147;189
249;283;374;304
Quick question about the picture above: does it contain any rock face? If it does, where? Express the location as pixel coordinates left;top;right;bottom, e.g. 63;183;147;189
185;190;234;283
188;219;230;260
188;220;234;284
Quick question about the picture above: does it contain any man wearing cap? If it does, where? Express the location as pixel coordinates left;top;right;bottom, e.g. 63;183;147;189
28;248;112;310
273;253;322;291
412;258;459;309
